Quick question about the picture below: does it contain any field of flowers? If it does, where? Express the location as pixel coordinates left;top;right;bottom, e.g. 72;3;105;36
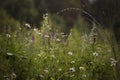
0;14;119;80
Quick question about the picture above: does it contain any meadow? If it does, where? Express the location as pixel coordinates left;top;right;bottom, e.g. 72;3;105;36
0;13;119;80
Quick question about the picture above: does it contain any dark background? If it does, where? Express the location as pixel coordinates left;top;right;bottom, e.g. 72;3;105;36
0;0;120;42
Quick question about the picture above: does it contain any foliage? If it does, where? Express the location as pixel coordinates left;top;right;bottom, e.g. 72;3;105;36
0;14;118;80
0;0;37;23
0;9;20;34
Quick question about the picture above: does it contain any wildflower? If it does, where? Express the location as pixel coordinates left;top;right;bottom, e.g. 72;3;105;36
33;28;38;32
44;68;49;73
56;38;61;42
29;35;35;44
82;34;89;42
71;61;75;64
39;74;44;78
58;68;62;71
37;32;42;35
49;32;55;39
7;53;13;56
79;66;85;70
11;72;16;79
45;13;48;16
44;70;49;73
51;55;55;59
25;23;31;28
90;24;97;44
110;58;117;67
43;13;49;21
6;34;11;38
93;52;99;57
68;51;73;56
38;54;41;57
44;35;49;38
90;61;93;64
32;34;35;41
69;67;75;72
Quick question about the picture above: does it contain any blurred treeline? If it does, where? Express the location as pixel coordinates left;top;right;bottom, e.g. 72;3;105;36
0;0;120;38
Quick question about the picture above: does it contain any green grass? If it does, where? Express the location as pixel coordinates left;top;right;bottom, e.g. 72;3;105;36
0;14;118;80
